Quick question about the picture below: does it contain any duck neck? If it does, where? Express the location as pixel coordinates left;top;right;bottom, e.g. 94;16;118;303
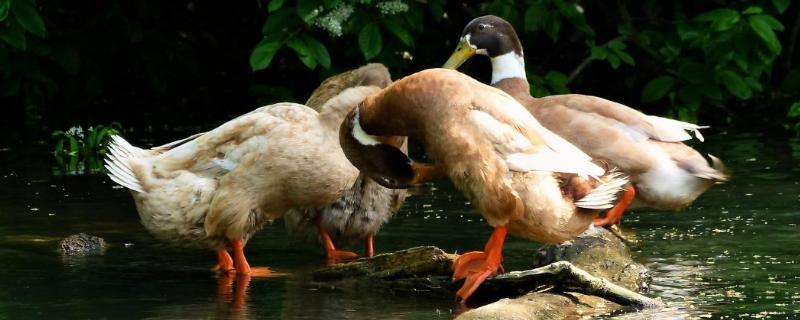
489;51;526;85
493;77;532;102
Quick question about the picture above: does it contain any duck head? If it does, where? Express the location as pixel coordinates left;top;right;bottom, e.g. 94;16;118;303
443;15;526;84
339;107;414;189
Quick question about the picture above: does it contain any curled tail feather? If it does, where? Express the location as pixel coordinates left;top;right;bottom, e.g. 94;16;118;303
574;170;628;210
104;135;145;193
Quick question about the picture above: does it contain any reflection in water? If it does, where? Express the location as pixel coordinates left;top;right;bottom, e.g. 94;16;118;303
217;273;251;319
1;134;800;319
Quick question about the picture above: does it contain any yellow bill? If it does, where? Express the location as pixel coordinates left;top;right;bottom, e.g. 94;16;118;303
442;38;477;69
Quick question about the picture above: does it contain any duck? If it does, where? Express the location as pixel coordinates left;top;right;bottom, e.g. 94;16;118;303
104;81;398;275
339;68;628;302
443;15;727;226
283;63;409;262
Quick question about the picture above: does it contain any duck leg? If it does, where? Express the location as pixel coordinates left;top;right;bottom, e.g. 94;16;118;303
315;213;358;264
230;239;276;277
452;225;507;302
212;249;235;273
365;233;374;258
593;185;636;227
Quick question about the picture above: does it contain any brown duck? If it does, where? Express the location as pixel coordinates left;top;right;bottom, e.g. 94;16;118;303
339;68;627;302
444;15;727;226
104;81;397;275
283;63;408;262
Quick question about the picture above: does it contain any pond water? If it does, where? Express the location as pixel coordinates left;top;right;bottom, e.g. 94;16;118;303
0;133;798;319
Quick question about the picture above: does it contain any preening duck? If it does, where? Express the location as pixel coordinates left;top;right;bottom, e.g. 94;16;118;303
443;15;728;226
104;83;396;275
339;68;628;302
283;63;408;262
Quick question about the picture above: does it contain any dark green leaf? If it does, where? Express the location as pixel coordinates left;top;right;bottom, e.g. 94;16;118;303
302;35;330;69
607;53;621;69
742;6;763;15
358;23;382;60
545;71;569;94
555;1;594;36
760;14;785;31
590;46;607;60
788;101;800;117
743;76;763;92
383;18;414;47
676;21;698;40
678;86;702;109
12;0;46;38
607;39;626;50
0;0;10;22
641;75;675;102
287;36;317;69
699;82;723;101
695;8;740;31
749;15;782;54
97;127;111;147
53;139;63;156
612;48;634;66
523;3;547;32
403;7;423;32
0;19;26;50
719;70;752;99
268;0;285;12
296;0;318;24
542;13;561;41
68;135;79;155
249;36;284;71
262;8;298;35
86;130;97;150
773;0;791;14
51;130;65;137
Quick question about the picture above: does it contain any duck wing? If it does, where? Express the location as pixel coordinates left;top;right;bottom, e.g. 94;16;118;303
540;94;707;142
468;91;604;177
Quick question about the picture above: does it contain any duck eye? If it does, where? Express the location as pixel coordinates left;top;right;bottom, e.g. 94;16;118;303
478;23;492;30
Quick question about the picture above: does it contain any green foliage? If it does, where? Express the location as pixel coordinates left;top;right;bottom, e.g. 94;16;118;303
250;0;441;71
52;123;121;175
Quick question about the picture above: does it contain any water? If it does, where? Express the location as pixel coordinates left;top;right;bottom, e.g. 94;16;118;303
0;134;798;319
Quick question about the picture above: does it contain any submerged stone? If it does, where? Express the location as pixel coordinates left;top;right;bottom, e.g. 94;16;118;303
59;233;107;255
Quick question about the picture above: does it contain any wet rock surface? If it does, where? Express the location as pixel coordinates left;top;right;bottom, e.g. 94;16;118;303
312;228;658;319
59;233;107;255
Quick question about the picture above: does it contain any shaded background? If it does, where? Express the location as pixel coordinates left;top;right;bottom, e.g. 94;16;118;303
0;0;798;146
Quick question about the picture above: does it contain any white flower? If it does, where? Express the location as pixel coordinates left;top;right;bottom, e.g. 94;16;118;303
376;0;408;15
66;126;84;139
314;4;354;37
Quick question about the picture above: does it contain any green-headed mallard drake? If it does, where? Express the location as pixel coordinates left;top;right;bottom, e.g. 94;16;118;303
283;63;408;262
443;15;727;226
104;83;397;275
339;68;628;302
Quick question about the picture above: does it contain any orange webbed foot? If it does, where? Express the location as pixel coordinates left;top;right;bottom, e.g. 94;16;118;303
593;185;636;227
452;250;503;302
452;226;507;302
247;266;287;278
326;250;359;265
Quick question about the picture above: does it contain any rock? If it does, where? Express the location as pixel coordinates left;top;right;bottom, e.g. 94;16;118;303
533;227;650;292
457;293;578;320
313;246;455;281
312;228;660;319
456;227;656;319
59;233;107;255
